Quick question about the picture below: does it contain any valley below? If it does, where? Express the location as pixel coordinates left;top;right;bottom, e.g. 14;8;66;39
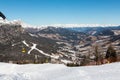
0;20;120;66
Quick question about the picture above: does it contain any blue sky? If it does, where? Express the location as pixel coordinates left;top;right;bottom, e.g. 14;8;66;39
0;0;120;25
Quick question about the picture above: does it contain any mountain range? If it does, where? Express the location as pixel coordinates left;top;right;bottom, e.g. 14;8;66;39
0;20;120;65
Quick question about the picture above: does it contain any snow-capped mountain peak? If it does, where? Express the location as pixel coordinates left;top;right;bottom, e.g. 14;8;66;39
39;24;120;28
0;19;120;29
0;19;36;28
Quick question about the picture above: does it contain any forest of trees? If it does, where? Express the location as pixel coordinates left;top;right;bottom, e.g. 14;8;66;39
67;44;118;67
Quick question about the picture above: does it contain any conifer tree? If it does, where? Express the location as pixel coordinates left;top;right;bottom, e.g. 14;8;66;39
105;45;117;63
94;45;99;65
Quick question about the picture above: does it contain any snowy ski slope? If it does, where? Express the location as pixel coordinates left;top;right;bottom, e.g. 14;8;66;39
0;62;120;80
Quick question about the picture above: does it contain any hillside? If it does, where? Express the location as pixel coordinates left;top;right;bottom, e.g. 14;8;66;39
25;24;120;65
0;22;62;64
0;20;120;65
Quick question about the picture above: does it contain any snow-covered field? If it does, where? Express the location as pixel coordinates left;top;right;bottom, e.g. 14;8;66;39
0;62;120;80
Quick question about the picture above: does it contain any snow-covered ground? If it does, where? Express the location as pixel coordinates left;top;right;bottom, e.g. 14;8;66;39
0;62;120;80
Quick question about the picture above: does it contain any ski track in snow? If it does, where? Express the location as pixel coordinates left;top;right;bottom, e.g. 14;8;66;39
22;40;29;47
22;40;59;59
12;40;72;64
22;40;72;64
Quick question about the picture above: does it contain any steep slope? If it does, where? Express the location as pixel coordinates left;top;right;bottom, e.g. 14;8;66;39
0;22;61;64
